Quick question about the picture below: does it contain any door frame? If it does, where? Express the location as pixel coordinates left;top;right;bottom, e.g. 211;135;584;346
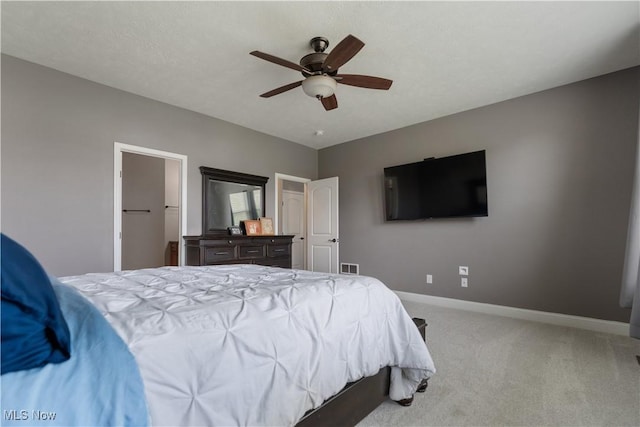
114;142;188;271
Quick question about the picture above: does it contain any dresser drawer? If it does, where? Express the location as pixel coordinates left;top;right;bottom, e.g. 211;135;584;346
267;244;290;258
239;245;265;259
204;246;236;264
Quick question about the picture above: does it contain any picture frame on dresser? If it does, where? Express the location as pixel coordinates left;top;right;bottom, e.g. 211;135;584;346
228;226;242;236
244;220;262;236
259;217;274;235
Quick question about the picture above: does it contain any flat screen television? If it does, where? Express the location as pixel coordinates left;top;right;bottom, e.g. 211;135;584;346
384;150;488;220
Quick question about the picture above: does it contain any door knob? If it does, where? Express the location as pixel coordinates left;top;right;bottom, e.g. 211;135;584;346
300;237;305;240
329;238;339;243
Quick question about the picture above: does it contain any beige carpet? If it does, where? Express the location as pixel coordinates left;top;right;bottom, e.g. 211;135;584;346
358;300;640;427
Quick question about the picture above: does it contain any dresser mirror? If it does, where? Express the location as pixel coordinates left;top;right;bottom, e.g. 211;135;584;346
200;167;268;235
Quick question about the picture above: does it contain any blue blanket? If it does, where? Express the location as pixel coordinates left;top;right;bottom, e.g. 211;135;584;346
1;281;149;426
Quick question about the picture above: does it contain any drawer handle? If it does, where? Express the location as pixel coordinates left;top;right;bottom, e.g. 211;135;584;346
215;251;230;255
274;249;285;252
247;250;260;254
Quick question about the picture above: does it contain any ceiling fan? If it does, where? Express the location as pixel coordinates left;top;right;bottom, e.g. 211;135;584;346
250;35;392;111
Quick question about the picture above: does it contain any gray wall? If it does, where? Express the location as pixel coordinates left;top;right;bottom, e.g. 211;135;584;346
319;67;639;322
1;55;317;276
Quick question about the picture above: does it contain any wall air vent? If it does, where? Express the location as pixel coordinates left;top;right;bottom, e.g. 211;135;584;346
340;263;359;275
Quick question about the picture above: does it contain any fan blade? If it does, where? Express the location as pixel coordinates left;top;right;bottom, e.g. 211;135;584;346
250;51;310;73
321;94;338;111
259;81;303;98
322;35;365;72
335;74;393;90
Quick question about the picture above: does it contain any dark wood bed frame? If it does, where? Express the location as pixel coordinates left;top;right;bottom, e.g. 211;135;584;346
296;318;429;427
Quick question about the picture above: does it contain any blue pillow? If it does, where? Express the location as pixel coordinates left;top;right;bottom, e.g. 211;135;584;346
1;234;71;374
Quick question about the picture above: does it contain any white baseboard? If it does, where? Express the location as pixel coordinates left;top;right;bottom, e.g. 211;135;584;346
395;291;630;336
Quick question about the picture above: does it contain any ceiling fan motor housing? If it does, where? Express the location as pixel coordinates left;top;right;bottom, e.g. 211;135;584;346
300;52;334;75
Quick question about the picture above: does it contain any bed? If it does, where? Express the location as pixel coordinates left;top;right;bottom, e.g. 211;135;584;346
1;234;435;426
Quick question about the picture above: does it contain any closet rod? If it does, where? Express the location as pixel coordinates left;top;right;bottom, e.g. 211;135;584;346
122;209;151;213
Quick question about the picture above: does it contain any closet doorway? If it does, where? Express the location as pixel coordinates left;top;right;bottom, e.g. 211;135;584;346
114;143;187;271
275;174;309;270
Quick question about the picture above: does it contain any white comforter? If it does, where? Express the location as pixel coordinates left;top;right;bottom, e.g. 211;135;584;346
60;265;435;426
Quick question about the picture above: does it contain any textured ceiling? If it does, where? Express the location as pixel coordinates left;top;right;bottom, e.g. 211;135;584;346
2;1;639;149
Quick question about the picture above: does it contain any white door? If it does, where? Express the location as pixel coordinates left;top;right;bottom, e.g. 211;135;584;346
306;177;339;273
282;190;305;270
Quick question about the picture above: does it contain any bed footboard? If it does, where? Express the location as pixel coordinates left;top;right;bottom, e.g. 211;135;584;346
413;317;429;394
296;317;429;426
296;366;391;427
393;317;429;407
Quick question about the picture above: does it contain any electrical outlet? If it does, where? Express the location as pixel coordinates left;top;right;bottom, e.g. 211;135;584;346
461;277;468;287
426;274;433;284
459;266;469;276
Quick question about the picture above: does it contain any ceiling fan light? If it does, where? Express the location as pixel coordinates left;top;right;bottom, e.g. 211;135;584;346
301;75;337;99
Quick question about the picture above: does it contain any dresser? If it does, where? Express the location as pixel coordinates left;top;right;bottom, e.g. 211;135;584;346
184;235;294;268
